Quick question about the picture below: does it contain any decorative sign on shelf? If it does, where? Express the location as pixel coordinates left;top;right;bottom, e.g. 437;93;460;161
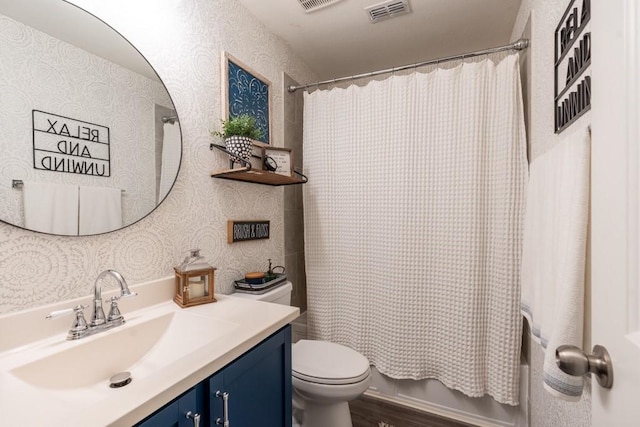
227;220;270;243
221;51;271;144
32;110;111;176
263;147;293;177
554;0;591;133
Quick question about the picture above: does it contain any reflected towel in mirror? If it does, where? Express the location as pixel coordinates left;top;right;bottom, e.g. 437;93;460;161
79;186;122;235
23;182;79;235
158;122;181;202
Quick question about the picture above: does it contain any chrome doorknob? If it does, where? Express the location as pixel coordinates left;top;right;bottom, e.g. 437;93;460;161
555;344;613;389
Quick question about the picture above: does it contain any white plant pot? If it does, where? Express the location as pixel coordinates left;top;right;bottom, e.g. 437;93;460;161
225;136;253;161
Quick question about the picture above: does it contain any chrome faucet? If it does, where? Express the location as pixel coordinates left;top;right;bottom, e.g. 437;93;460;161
90;269;137;328
46;269;137;340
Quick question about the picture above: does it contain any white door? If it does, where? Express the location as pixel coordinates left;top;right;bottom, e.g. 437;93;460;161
591;0;640;425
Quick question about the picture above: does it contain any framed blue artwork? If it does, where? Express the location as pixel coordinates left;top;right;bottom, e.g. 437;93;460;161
221;52;271;144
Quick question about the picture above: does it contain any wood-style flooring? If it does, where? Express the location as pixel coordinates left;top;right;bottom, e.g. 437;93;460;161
350;394;477;427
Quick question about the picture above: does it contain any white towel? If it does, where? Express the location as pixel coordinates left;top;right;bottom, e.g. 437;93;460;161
520;126;591;400
78;186;122;235
158;122;181;202
23;182;79;235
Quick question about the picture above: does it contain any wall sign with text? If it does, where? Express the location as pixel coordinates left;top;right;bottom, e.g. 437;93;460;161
554;0;591;133
32;110;111;176
263;146;293;177
227;220;270;243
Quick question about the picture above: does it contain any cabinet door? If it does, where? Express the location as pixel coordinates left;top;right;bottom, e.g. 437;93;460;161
136;385;204;427
209;326;292;427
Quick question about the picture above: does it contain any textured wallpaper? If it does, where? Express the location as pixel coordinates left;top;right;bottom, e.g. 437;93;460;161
511;1;592;426
511;0;591;163
0;14;172;227
0;0;317;313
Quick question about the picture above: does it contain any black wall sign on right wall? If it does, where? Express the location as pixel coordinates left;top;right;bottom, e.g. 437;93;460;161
554;0;591;134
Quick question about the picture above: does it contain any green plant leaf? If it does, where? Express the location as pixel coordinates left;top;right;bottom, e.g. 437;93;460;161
211;114;263;140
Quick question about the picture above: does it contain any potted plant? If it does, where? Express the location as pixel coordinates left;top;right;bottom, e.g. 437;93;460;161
212;114;263;162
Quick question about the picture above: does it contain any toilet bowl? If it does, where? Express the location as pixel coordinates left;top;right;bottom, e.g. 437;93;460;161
232;281;371;427
292;339;371;427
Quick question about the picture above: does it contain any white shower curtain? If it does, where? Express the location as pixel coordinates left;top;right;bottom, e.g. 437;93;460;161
303;54;527;405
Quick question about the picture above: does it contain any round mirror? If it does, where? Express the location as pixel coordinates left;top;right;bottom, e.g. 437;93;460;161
0;0;181;236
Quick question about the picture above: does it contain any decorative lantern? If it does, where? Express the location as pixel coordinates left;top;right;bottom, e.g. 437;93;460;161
174;249;216;308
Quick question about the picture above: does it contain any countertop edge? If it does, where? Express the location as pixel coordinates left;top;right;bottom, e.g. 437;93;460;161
0;277;300;427
110;307;299;427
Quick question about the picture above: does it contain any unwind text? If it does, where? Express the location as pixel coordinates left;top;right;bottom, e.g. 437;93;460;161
32;110;111;177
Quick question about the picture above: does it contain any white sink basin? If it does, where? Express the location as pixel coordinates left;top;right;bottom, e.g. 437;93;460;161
0;278;299;427
9;305;238;390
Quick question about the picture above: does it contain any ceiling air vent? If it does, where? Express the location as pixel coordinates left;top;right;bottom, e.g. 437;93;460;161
365;0;411;23
297;0;345;13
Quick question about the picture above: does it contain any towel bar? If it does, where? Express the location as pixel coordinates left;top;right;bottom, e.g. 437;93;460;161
11;180;125;193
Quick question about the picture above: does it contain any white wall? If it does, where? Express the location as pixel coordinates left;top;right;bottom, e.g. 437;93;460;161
511;1;592;426
0;14;172;227
0;0;317;313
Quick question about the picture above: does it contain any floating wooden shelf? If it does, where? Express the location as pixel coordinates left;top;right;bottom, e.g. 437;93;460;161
209;142;307;186
211;167;307;186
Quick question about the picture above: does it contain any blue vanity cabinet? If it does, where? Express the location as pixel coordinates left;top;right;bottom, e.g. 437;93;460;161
208;326;292;427
136;384;204;427
134;326;292;427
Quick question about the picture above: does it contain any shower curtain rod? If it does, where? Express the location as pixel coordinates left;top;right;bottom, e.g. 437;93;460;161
287;38;529;93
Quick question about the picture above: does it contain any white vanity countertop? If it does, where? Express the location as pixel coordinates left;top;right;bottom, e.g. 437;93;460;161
0;277;299;426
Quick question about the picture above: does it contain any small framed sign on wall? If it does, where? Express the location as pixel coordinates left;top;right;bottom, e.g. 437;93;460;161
227;220;270;243
221;52;271;144
554;0;591;133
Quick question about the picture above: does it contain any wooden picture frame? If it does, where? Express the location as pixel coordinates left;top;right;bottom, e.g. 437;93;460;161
262;146;293;177
221;51;272;144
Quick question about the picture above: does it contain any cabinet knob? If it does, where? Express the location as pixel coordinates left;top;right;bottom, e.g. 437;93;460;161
215;390;230;427
185;411;201;427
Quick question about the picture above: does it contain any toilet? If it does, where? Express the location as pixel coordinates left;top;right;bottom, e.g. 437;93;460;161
232;281;371;427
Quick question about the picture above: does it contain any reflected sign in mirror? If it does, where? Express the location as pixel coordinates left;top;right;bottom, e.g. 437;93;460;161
0;0;181;236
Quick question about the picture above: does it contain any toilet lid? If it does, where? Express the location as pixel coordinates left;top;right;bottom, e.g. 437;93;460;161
292;340;370;385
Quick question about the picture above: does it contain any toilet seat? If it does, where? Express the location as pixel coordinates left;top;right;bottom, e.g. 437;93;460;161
292;340;371;385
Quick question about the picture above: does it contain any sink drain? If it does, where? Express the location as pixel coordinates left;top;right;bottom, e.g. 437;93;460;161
109;371;132;388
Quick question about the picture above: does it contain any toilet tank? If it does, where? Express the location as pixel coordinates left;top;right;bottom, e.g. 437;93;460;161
232;281;292;306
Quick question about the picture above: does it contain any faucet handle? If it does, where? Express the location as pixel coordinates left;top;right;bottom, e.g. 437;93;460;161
46;304;87;319
47;305;90;340
107;296;125;326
